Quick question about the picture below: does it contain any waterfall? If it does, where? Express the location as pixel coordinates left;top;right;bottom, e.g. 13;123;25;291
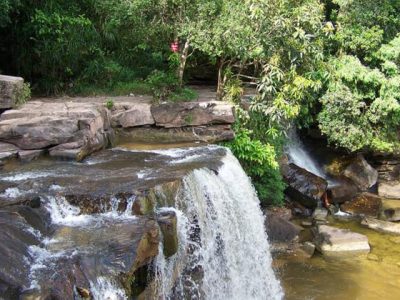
154;150;283;300
286;130;326;178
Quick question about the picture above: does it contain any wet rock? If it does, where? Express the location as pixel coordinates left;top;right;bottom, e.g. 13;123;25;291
265;210;302;243
367;254;380;261
340;193;382;218
378;181;400;199
313;225;370;256
312;207;328;222
116;124;234;144
157;210;179;258
301;220;313;227
343;155;378;191
151;101;234;128
111;103;155;128
0;142;19;162
298;242;316;258
18;149;45;162
0;210;41;298
133;195;155;215
380;199;400;222
327;177;359;204
281;163;328;208
0;75;24;109
361;217;400;235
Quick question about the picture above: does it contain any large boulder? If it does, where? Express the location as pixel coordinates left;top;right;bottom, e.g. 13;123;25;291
327;177;359;204
0;75;24;109
111;103;155;128
313;225;370;256
0;142;19;162
340;193;382;218
281;163;328;208
151;101;234;128
265;210;301;243
343;155;378;191
378;181;400;199
361;217;400;235
0;102;112;160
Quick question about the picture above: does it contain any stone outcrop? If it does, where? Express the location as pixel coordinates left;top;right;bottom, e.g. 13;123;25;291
343;155;378;191
378;181;400;199
282;163;328;208
313;225;370;256
0;75;24;109
0;99;235;162
111;103;155;128
0;102;113;161
340;193;382;218
361;217;400;235
151;101;234;128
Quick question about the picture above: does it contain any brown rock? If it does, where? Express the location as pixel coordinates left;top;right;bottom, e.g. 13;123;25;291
343;155;378;191
151;101;234;128
327;177;359;204
341;193;382;217
281;163;328;208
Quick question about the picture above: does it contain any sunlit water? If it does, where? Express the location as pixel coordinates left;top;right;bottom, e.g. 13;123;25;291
276;217;400;300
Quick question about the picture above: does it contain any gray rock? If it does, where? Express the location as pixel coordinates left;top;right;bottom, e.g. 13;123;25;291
313;207;328;221
378;181;400;199
299;242;316;258
343;155;378;191
0;102;111;160
151;101;234;128
265;211;302;243
0;75;24;109
313;225;370;255
361;216;400;235
111;103;154;128
18;149;45;162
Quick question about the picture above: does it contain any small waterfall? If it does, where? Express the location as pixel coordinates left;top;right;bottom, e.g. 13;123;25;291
286;130;326;178
154;150;283;300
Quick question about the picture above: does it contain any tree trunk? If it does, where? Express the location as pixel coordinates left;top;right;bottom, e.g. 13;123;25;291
178;40;190;87
216;57;225;100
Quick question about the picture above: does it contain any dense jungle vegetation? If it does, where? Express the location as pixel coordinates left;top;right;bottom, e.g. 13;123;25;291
1;0;399;205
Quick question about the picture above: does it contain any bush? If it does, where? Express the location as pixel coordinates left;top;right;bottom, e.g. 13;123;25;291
145;70;179;102
225;127;286;206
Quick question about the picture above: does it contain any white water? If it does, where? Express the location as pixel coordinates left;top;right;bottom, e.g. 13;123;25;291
286;131;326;178
154;150;283;300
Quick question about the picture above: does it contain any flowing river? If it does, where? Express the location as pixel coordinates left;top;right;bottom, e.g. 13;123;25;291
0;145;283;299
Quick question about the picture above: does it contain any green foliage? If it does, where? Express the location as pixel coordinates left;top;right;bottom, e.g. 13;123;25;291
105;99;114;110
16;82;31;106
318;53;400;153
145;70;180;102
224;106;286;206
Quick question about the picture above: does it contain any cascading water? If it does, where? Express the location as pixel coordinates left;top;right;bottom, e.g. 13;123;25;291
286;130;326;178
1;145;282;299
153;150;284;300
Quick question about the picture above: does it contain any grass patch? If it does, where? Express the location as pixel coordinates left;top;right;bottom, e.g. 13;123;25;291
168;87;198;102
